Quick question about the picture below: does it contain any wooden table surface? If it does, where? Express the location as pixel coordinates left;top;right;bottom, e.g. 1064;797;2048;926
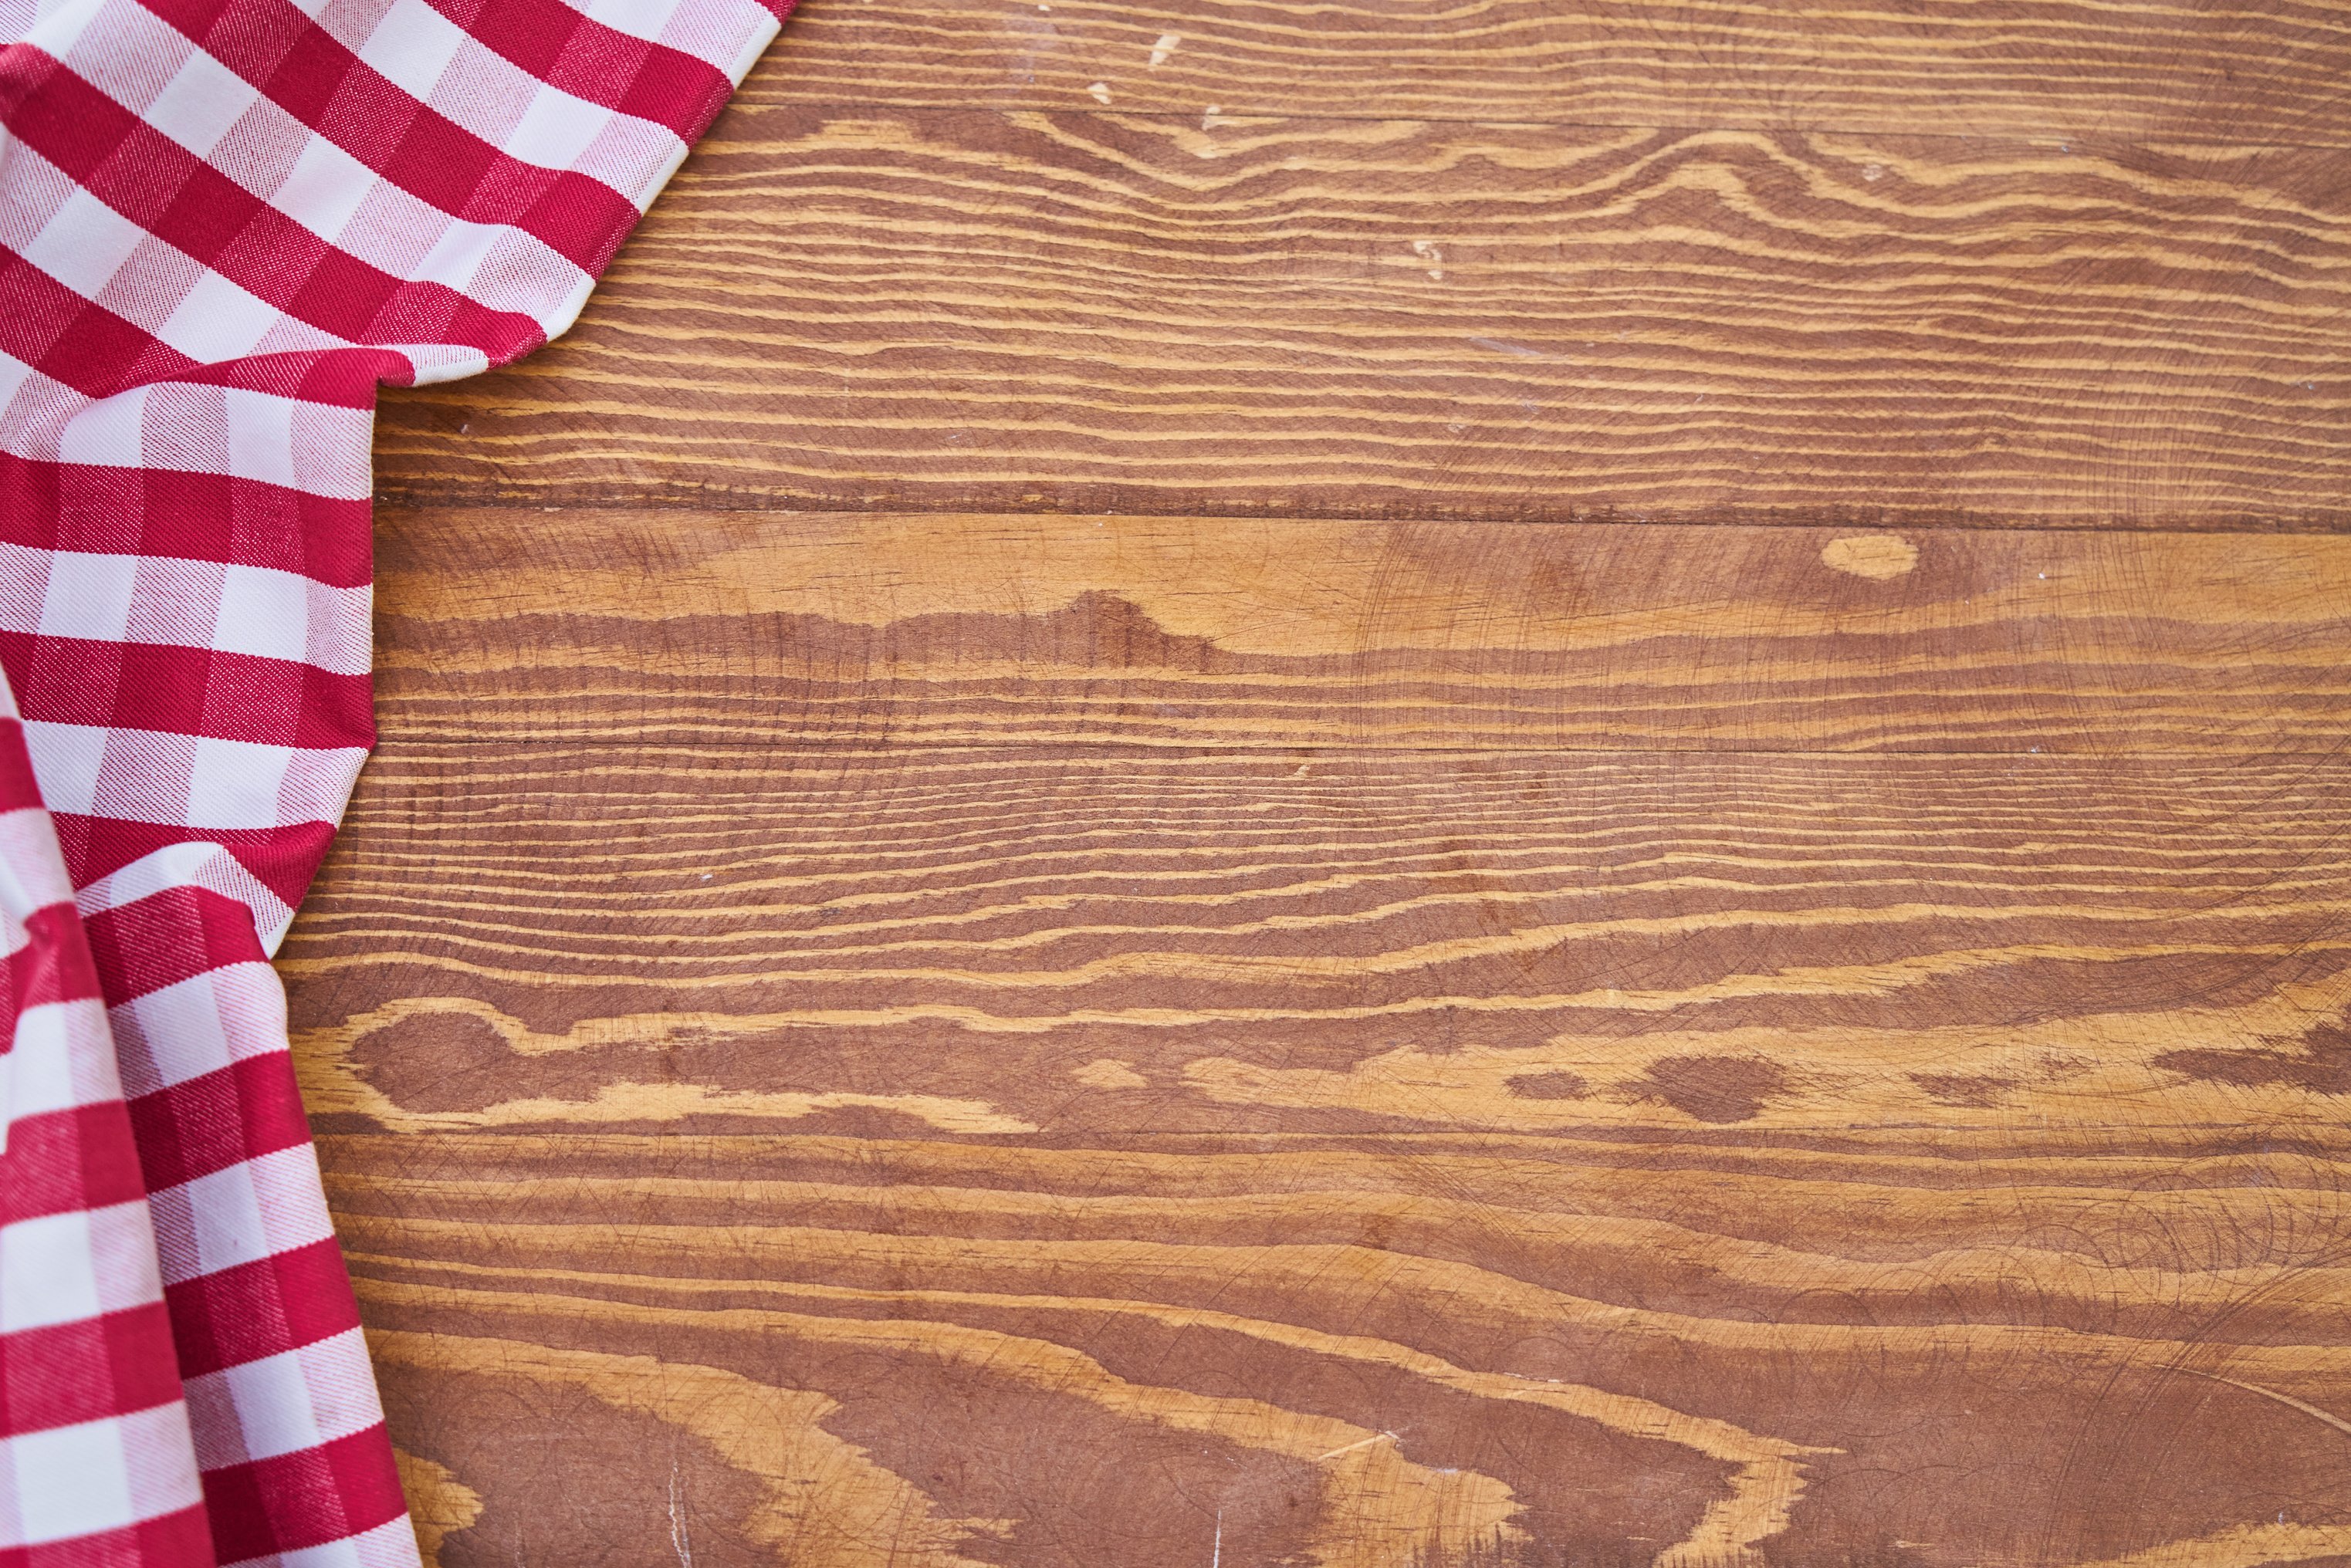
297;4;2351;1563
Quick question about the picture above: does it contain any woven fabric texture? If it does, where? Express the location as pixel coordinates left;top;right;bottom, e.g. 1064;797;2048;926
0;0;785;1560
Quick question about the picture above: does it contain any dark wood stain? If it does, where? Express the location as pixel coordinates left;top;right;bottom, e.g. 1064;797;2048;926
1906;1072;2016;1109
1636;1056;1790;1125
311;4;2351;1564
1506;1071;1592;1102
2156;1022;2351;1097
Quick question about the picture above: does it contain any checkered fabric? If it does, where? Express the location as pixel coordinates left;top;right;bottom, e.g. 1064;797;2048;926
0;0;786;1560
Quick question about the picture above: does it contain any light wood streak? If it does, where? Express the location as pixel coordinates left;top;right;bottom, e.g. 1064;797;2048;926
392;1451;481;1568
2072;1523;2351;1568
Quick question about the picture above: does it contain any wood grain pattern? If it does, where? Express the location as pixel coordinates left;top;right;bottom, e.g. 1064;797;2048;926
377;507;2351;752
316;1;2351;1560
290;745;2351;1565
330;1129;2351;1568
743;0;2351;146
374;110;2351;529
287;745;2351;1140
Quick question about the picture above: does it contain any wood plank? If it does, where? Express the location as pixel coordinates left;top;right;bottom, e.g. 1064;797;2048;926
330;1128;2351;1568
371;111;2351;529
750;0;2351;147
287;742;2351;1566
374;508;2351;753
285;745;2351;1144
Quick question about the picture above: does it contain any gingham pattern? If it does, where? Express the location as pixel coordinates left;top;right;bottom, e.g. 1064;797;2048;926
0;669;213;1566
0;0;786;1558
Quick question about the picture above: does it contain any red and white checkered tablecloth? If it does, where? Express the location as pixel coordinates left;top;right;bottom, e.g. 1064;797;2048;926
0;0;786;1559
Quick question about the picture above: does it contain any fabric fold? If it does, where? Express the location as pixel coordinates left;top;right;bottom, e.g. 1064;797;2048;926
0;0;786;1559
